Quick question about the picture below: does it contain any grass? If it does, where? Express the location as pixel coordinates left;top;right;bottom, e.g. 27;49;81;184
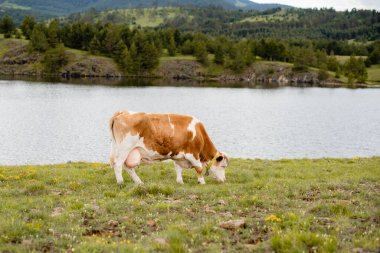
0;35;28;58
240;9;298;23
0;158;379;252
335;55;367;64
159;54;196;64
367;64;380;84
95;7;184;27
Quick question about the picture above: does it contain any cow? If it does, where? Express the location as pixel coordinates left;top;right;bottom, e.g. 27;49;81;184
109;111;229;185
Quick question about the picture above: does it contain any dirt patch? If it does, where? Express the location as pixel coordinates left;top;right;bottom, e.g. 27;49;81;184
156;59;202;80
0;43;43;76
61;58;122;78
83;220;122;237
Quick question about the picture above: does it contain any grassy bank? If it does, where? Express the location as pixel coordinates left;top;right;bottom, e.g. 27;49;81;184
0;158;379;252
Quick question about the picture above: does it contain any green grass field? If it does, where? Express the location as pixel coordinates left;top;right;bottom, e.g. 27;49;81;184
240;9;298;23
0;36;28;58
0;158;379;252
95;7;184;27
367;64;380;84
159;54;197;64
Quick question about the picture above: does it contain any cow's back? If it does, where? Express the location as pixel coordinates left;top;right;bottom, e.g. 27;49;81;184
111;112;205;158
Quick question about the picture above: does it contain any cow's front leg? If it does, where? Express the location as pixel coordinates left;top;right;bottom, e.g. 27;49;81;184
174;163;184;184
195;166;205;184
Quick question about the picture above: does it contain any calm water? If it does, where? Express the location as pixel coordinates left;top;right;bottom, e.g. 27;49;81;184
1;80;380;165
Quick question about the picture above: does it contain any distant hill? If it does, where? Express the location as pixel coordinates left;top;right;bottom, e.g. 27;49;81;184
0;0;291;22
62;7;380;41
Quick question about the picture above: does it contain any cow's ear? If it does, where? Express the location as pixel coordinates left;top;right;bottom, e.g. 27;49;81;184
216;155;223;162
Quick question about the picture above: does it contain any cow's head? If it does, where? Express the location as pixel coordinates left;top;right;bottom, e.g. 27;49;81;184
208;152;230;182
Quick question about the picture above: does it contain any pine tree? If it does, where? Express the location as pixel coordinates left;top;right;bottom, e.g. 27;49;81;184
167;33;176;56
29;26;48;52
214;44;224;65
20;16;36;39
113;40;127;65
193;40;209;65
141;42;160;72
0;15;15;38
43;44;68;73
125;43;139;74
47;20;60;48
89;35;101;55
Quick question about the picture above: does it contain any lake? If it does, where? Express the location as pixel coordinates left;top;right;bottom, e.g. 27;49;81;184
1;79;380;165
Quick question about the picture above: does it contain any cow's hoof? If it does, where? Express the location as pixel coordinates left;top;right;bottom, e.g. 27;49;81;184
135;181;143;185
176;180;184;184
198;178;206;185
118;183;124;189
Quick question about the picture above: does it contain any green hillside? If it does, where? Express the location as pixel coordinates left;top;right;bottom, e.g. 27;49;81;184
61;7;380;40
0;0;290;22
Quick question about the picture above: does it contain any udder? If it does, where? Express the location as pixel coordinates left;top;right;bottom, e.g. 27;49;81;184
125;148;141;168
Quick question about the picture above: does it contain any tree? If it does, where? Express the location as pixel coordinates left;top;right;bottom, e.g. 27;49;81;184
0;15;15;38
20;16;36;39
102;26;122;55
227;41;255;73
113;40;127;65
47;20;60;48
124;43;139;74
193;40;209;65
326;52;339;72
167;33;176;56
89;35;101;55
43;44;69;73
214;43;224;65
343;56;367;83
140;41;160;72
365;47;380;67
29;26;48;52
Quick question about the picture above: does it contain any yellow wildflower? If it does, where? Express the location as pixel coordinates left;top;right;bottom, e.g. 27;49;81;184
265;214;281;222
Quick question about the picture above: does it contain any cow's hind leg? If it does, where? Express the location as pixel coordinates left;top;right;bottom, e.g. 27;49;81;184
124;148;143;185
114;160;124;186
174;163;184;184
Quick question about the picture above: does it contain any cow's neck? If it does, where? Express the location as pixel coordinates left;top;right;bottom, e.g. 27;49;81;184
200;135;218;163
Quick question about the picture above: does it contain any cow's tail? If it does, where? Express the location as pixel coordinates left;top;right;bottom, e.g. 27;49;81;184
109;111;125;143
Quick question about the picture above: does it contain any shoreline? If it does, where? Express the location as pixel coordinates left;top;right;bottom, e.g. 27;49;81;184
2;156;379;167
1;74;378;89
1;40;377;88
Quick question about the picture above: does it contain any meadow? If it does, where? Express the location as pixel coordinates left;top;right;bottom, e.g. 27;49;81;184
0;157;379;252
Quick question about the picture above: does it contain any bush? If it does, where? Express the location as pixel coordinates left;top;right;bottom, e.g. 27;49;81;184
318;68;329;81
43;44;69;73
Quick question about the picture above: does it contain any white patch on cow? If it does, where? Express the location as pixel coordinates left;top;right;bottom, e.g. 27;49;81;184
184;153;202;168
187;117;200;140
209;166;226;182
168;114;174;130
128;111;138;115
198;177;205;184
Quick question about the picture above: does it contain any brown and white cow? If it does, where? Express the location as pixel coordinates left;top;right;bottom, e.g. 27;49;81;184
109;111;229;185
